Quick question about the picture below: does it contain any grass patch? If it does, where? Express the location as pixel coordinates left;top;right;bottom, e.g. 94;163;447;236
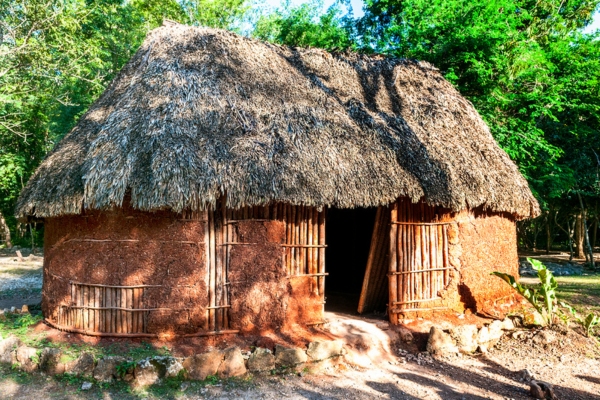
522;274;600;314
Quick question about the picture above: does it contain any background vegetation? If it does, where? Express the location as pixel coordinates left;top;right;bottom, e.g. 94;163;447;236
1;0;599;260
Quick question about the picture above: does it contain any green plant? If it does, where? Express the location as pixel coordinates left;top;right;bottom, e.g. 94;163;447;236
492;258;558;325
115;360;136;378
560;302;600;337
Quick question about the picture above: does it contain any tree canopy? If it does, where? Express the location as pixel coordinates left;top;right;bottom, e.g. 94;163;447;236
1;0;599;256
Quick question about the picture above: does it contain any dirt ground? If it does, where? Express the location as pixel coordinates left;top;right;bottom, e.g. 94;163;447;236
1;249;600;399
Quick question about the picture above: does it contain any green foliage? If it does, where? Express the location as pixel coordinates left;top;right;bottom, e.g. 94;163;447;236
359;0;600;226
115;360;136;378
492;258;558;325
253;0;354;50
0;312;43;338
561;301;600;337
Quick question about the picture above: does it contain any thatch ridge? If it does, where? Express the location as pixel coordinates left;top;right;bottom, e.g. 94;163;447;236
16;24;539;219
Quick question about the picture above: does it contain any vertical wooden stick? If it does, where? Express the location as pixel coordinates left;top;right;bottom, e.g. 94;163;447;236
318;209;326;297
389;202;398;324
133;288;139;333
208;208;216;331
126;289;133;333
291;206;297;275
307;207;314;292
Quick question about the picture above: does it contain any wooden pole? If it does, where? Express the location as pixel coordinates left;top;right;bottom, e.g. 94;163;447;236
389;202;399;324
208;208;216;331
318;209;326;297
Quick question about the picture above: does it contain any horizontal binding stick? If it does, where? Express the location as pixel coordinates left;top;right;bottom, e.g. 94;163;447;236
288;273;329;278
70;282;161;289
388;267;450;275
392;297;441;305
67;306;188;311
280;244;328;248
390;221;452;226
46;320;240;338
390;306;449;313
205;305;232;309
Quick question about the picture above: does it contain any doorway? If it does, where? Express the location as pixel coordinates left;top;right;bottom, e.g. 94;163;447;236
325;207;378;314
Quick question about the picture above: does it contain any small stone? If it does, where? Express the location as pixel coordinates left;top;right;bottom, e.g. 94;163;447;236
21;305;29;314
10;307;16;313
0;336;21;364
519;369;535;382
39;348;65;375
180;381;190;391
306;341;343;361
217;347;247;378
247;348;275;372
396;327;414;343
533;330;556;345
160;356;184;378
530;380;557;399
449;325;478;354
275;345;308;367
93;356;127;382
426;327;458;356
16;346;39;372
81;382;92;391
501;317;516;331
182;350;223;381
64;353;95;377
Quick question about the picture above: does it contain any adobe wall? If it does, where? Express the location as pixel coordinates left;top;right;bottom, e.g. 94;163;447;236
43;207;207;335
455;210;520;316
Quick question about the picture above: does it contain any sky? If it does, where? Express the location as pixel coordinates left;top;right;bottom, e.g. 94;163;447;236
263;1;599;34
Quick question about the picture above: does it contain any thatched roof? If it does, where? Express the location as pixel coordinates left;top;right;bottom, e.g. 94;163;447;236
16;23;539;219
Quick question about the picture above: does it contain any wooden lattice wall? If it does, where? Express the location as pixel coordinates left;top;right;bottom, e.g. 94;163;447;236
388;198;453;323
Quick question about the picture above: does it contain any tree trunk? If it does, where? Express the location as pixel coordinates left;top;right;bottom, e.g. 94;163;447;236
545;211;552;254
0;211;12;248
575;212;585;259
578;193;595;267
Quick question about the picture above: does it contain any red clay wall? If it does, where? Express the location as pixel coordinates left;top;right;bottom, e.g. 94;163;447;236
455;210;519;316
43;207;207;335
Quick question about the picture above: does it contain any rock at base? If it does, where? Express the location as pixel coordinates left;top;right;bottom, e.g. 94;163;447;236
449;325;478;354
306;341;343;361
0;336;21;364
217;347;247;378
533;330;556;345
275;345;308;367
64;353;95;377
426;327;458;356
39;348;64;375
16;346;38;372
247;348;275;372
182;350;223;381
93;356;127;382
134;357;166;386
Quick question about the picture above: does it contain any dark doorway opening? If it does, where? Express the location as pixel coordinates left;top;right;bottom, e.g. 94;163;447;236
325;207;377;314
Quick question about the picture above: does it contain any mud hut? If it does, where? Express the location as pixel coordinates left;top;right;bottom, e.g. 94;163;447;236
16;23;539;338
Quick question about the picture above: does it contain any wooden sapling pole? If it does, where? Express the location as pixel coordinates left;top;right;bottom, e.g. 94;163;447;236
82;285;89;330
299;206;305;275
318;209;326;297
389;202;399;324
225;208;232;330
94;287;100;332
437;224;444;294
208;209;216;331
283;204;289;274
308;208;314;292
291;206;297;275
443;226;449;285
127;289;133;333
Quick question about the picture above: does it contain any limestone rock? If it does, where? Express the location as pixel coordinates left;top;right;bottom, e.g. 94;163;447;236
93;356;127;382
134;358;166;386
275;345;308;367
519;369;535;382
530;380;557;399
397;327;414;343
20;305;29;314
449;325;478;354
16;346;39;372
0;336;21;364
533;330;556;345
182;350;223;381
64;353;95;377
501;317;516;331
217;347;247;378
247;348;275;372
159;356;184;378
426;327;458;356
81;382;93;391
306;341;343;361
39;348;65;375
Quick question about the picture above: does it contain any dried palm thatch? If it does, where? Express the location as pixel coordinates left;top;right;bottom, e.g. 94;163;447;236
16;23;539;219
